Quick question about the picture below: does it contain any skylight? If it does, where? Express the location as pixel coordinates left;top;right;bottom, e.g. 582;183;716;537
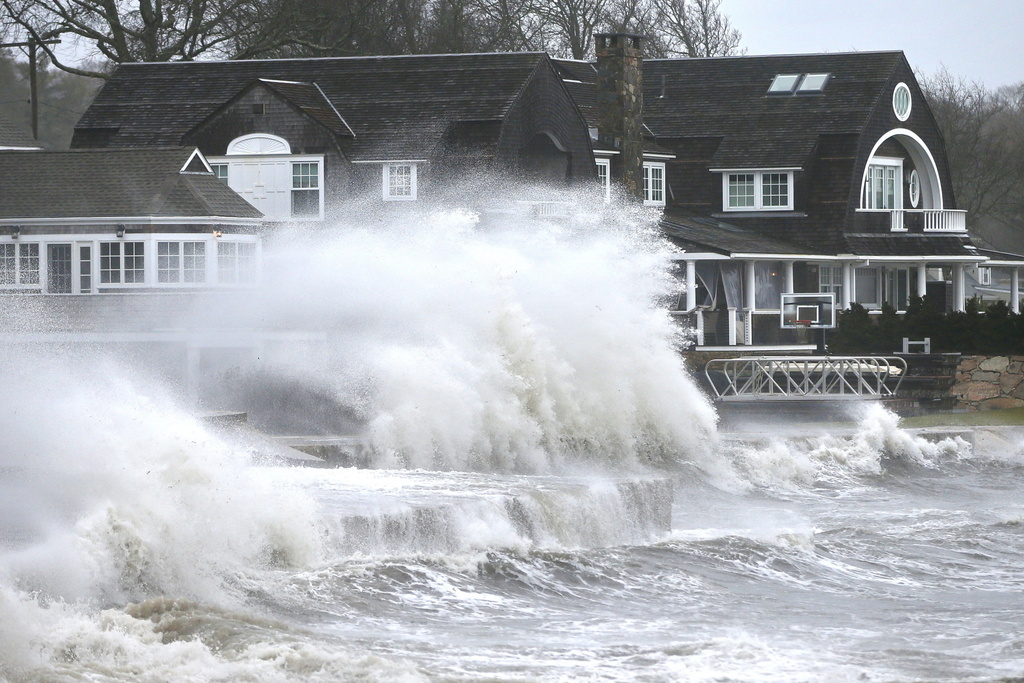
768;73;831;96
797;73;830;92
768;74;801;94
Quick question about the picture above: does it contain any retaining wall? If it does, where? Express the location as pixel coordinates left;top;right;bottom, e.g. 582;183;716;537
951;355;1024;410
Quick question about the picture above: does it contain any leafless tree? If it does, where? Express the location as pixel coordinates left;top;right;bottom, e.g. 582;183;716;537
921;68;1024;227
654;0;741;57
0;0;332;78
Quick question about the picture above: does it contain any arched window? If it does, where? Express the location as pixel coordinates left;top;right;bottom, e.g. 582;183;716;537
226;133;291;156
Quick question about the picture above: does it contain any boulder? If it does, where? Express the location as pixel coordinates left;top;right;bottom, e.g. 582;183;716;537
979;356;1010;372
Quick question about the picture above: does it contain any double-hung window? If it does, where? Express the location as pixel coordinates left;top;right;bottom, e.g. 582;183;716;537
100;242;144;284
0;243;40;286
643;161;665;206
383;163;417;201
818;265;843;299
291;162;320;217
723;171;793;211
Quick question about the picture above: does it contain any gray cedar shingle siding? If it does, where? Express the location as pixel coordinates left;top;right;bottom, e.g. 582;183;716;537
0;148;262;220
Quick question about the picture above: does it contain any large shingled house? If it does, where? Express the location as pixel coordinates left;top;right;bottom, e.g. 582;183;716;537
72;52;595;221
67;37;1022;353
554;43;1022;350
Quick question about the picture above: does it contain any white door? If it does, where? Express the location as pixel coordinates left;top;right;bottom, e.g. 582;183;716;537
230;160;290;220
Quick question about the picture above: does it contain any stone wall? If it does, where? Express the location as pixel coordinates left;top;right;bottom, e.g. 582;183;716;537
951;355;1024;410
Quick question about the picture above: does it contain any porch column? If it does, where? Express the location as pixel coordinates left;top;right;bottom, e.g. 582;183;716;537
784;261;795;293
917;263;928;299
1012;268;1021;314
953;263;966;312
685;260;697;311
841;262;853;309
744;260;756;311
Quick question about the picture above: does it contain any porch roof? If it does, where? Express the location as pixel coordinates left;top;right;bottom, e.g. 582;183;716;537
843;233;979;258
662;209;827;257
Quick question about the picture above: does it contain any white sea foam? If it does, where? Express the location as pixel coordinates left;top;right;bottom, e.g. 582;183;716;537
720;404;974;493
211;194;719;474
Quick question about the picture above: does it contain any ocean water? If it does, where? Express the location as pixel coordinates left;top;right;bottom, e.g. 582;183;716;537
3;195;1024;682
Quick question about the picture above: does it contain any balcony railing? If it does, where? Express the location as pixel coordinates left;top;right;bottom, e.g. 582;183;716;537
856;208;968;233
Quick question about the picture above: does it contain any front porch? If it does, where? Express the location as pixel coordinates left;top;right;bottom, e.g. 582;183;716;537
673;255;1020;350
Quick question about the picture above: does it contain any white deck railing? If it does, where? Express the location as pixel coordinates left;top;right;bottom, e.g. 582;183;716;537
704;356;906;402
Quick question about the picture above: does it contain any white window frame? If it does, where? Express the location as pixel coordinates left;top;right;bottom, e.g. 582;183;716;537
893;83;912;121
862;156;903;211
721;170;794;211
908;169;920;208
818;264;843;300
217;240;258;285
157;240;207;285
99;241;146;286
643;161;666;207
596;157;611;203
0;242;40;288
209;141;325;221
977;266;992;286
854;266;882;309
383;163;418;201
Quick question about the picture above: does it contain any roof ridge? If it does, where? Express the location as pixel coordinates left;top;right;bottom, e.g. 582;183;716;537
119;51;550;67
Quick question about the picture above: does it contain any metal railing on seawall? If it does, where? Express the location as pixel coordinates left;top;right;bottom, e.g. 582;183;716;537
704;356;906;402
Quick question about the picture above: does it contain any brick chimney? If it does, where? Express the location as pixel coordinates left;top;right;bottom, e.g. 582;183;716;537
595;33;644;198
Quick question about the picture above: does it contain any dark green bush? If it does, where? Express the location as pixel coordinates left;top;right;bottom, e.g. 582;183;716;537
828;296;1024;355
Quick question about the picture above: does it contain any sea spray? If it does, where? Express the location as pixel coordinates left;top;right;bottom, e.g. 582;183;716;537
209;192;719;473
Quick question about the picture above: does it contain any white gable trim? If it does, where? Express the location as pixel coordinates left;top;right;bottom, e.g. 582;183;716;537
226;133;291;155
860;128;944;209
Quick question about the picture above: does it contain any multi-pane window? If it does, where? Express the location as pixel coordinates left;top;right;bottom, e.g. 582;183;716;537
291;162;320;217
211;164;228;182
728;174;755;209
384;163;417;201
596;158;610;202
893;83;912;121
158;241;206;283
724;171;793;210
818;265;843;299
643;162;665;206
100;242;144;284
864;162;901;210
761;173;790;207
79;245;92;293
0;243;40;286
218;241;257;284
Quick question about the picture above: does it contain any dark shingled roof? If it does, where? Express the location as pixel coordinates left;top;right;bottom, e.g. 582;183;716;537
644;51;906;168
77;52;554;161
843;233;980;258
0;113;40;149
662;209;827;256
254;79;354;136
0;148;262;220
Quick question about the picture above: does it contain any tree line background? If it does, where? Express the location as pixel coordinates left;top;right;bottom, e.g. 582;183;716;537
0;0;1021;246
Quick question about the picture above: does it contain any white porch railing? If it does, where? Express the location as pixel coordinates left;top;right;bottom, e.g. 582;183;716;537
921;209;967;232
885;209;968;232
704;356;906;402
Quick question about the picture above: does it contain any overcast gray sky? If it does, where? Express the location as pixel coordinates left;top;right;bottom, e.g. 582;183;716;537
726;0;1023;88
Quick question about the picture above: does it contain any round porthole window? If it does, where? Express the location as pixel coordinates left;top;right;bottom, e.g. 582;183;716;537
893;82;912;121
908;169;920;208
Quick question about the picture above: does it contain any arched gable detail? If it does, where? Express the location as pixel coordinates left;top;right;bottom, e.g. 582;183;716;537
860;128;944;209
226;133;291;155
